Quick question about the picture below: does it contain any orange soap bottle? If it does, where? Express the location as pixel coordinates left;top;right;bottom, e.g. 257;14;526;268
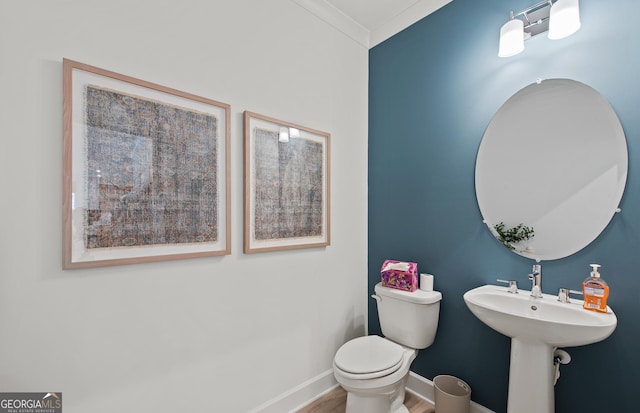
582;264;610;313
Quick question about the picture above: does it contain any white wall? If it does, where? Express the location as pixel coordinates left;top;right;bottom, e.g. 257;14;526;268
0;1;368;411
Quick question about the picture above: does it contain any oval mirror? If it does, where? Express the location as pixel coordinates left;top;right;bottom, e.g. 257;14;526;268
476;79;627;261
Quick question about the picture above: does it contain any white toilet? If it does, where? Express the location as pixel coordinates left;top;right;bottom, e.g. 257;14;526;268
333;282;442;413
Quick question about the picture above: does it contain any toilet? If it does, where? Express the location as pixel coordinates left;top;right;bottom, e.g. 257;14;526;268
333;282;442;413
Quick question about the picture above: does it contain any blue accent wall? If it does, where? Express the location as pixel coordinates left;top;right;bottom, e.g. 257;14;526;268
368;0;640;411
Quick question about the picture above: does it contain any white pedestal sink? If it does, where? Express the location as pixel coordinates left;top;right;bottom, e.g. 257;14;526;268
463;285;617;413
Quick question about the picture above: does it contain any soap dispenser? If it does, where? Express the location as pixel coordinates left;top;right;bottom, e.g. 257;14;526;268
582;264;610;313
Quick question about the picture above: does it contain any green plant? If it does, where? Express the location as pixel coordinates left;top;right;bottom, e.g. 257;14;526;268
493;222;535;250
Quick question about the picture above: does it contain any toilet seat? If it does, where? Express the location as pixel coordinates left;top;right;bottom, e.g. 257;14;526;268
334;336;404;379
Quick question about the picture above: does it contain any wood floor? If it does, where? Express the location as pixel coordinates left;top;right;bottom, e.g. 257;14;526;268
296;386;435;413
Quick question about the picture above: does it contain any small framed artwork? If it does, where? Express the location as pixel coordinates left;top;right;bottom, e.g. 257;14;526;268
243;111;330;253
63;59;231;268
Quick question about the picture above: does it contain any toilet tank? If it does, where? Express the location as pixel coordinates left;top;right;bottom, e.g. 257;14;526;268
374;282;442;349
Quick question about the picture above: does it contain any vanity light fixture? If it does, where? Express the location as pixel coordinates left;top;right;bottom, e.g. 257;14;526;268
548;0;581;39
498;12;525;58
498;0;581;58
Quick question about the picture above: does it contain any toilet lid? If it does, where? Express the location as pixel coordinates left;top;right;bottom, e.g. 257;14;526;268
334;336;404;375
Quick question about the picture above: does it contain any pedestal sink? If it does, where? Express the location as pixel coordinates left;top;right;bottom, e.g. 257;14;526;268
463;285;617;413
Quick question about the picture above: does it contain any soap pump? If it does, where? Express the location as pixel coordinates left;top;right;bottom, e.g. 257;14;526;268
582;264;610;313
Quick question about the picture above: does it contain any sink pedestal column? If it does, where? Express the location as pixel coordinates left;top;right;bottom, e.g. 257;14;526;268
507;339;555;413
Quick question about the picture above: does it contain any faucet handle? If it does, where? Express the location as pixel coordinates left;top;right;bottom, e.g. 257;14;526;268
558;288;583;303
497;279;518;293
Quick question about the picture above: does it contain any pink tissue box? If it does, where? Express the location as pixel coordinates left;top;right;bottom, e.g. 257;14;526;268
380;260;418;292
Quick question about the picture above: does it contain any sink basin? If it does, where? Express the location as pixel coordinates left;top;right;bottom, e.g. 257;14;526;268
464;284;617;413
463;284;617;347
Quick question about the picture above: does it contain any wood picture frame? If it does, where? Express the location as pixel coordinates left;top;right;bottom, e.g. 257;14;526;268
63;59;231;268
243;111;330;253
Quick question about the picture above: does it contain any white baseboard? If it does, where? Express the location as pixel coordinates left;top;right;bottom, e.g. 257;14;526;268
406;372;495;413
250;369;494;413
248;369;338;413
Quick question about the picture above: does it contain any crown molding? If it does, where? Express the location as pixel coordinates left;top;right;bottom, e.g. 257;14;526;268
370;0;453;48
292;0;370;48
292;0;452;49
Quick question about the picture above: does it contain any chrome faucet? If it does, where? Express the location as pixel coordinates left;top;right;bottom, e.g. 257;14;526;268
528;264;542;298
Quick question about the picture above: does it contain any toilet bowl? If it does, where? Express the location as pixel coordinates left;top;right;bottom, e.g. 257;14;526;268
333;335;417;413
333;283;442;413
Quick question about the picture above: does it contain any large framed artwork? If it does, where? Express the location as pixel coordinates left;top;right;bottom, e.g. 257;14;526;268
243;111;330;253
63;59;231;268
